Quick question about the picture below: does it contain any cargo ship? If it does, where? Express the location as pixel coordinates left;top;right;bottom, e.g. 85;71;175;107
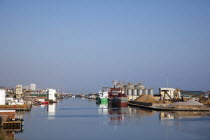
108;82;128;107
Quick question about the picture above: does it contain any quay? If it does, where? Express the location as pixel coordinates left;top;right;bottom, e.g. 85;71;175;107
0;110;24;133
128;101;210;112
0;105;31;111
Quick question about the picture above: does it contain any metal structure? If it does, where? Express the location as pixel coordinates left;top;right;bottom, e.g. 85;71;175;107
160;88;210;102
177;89;210;102
112;80;152;100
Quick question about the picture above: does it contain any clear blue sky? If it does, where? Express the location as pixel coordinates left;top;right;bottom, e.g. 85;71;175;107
0;0;210;93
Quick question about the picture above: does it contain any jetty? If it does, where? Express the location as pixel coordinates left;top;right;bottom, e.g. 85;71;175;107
0;105;31;111
128;94;210;112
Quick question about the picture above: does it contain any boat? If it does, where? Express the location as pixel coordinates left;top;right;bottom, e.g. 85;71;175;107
41;101;49;105
108;82;128;107
96;88;109;103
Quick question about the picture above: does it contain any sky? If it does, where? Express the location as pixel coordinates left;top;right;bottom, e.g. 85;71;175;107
0;0;210;93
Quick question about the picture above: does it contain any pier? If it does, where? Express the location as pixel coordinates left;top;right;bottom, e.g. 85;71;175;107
0;105;31;111
128;101;210;111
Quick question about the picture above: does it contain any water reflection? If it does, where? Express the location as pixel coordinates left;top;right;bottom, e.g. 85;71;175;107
97;102;210;127
97;102;157;126
15;98;210;140
47;103;56;120
158;111;210;128
0;128;15;140
160;111;210;120
98;102;108;115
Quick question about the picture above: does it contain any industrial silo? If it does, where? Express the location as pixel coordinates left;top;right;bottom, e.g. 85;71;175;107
138;89;143;96
126;83;134;100
0;89;6;105
124;89;127;95
128;89;132;96
133;89;137;96
143;89;148;95
148;88;154;96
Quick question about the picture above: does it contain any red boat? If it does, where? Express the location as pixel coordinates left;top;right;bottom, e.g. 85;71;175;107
41;101;49;105
108;87;128;107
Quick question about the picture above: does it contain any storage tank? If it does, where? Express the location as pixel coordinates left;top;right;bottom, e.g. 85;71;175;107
133;89;137;96
124;89;127;95
127;84;134;96
126;90;129;96
128;89;132;96
0;89;6;105
148;88;154;96
143;89;148;95
137;89;143;96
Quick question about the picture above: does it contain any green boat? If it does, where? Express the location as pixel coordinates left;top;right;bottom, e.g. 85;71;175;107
97;89;109;103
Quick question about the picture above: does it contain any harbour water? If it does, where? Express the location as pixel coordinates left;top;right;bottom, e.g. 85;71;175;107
15;98;210;140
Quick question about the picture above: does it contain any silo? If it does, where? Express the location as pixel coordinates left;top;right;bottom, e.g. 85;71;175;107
127;84;134;96
124;87;127;95
135;83;144;96
138;89;143;96
143;89;148;95
126;90;129;96
148;88;154;96
128;89;132;96
133;89;137;96
0;89;6;105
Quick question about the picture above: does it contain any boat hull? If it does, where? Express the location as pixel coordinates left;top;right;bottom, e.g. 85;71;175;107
100;98;108;103
108;97;128;107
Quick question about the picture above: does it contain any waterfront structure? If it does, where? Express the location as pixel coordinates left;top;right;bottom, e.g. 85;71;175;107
29;84;36;91
0;89;6;105
180;91;203;98
0;110;16;120
112;81;153;101
159;88;181;100
16;85;23;98
47;89;56;101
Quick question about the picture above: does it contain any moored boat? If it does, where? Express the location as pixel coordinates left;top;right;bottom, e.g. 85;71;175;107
108;82;128;107
97;88;109;103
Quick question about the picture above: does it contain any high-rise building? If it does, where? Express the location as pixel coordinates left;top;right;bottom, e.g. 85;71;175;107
16;85;23;97
30;84;36;91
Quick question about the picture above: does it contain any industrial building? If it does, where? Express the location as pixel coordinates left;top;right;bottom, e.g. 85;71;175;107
112;81;154;100
47;89;56;101
159;88;181;100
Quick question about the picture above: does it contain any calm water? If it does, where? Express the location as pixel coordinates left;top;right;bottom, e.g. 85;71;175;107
15;98;210;140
